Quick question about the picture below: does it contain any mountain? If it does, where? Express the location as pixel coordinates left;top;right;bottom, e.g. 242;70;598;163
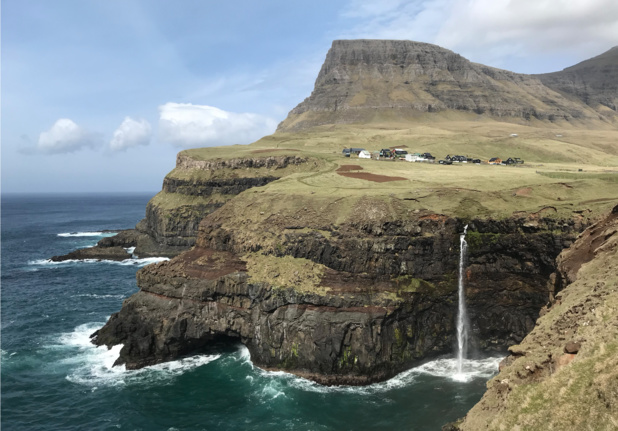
278;40;617;132
537;46;618;113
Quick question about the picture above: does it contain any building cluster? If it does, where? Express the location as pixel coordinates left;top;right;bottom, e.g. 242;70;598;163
342;148;524;165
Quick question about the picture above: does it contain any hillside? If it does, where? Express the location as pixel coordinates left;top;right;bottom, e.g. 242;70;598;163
537;46;618;115
455;204;618;430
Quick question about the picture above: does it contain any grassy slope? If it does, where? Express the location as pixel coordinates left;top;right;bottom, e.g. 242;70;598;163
459;209;618;431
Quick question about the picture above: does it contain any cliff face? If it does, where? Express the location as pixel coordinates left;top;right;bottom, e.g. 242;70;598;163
92;204;587;385
277;40;615;132
134;154;310;254
537;46;618;113
454;204;618;430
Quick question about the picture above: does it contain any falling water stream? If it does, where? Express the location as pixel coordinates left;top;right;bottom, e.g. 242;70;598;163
456;224;470;374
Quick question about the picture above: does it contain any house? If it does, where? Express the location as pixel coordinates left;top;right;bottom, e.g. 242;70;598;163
488;157;502;165
358;150;372;159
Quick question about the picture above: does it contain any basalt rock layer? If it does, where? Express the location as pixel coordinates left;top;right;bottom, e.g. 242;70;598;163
92;208;587;385
278;40;616;132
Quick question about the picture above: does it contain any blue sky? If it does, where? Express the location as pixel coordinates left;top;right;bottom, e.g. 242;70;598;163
3;0;617;193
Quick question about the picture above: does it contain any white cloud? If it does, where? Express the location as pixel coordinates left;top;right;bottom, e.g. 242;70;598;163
158;102;278;148
337;0;618;72
110;117;152;151
37;118;100;154
436;0;618;58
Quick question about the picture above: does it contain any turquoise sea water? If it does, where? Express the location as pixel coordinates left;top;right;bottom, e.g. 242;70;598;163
1;193;500;431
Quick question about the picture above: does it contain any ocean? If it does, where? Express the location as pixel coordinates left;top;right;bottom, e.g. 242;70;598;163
1;193;500;431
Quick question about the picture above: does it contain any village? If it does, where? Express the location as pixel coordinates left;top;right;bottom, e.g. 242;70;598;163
342;147;524;165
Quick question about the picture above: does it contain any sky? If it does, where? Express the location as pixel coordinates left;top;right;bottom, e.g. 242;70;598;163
2;0;618;194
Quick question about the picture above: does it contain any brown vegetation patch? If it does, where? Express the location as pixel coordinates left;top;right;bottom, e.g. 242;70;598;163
174;246;247;279
251;148;300;153
515;187;532;196
337;171;408;182
419;213;449;222
336;165;364;172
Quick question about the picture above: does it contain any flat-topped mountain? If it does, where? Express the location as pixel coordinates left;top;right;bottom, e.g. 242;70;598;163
278;40;617;132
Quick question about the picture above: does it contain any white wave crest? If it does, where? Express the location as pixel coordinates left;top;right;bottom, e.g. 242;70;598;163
57;232;117;238
51;322;220;388
71;293;127;300
29;257;169;267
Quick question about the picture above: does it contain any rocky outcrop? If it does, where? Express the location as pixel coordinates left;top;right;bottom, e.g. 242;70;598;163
92;210;587;385
277;40;611;132
51;244;132;262
132;154;310;252
452;204;618;430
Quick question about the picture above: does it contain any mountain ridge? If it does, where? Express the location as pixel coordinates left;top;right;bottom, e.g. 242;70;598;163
278;39;617;132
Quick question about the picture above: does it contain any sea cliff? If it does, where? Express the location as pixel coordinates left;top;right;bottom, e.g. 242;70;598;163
92;205;589;385
88;38;617;393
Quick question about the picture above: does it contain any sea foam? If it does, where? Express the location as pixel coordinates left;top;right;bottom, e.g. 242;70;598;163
235;345;501;395
29;257;169;267
57;232;117;238
53;322;219;388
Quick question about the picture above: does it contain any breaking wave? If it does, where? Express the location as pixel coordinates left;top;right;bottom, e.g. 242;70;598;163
29;257;169;267
49;322;220;388
57;232;118;238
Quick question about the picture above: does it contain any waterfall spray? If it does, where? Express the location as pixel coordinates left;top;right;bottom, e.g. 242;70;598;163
456;224;470;374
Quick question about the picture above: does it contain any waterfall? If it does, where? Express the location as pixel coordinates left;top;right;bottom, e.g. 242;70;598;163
456;224;470;374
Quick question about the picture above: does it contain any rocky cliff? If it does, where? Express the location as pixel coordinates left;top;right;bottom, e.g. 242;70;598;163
452;204;618;430
277;40;616;132
92;198;590;385
537;46;618;114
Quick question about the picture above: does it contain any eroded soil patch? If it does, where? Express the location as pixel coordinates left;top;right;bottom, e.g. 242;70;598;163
337;172;408;182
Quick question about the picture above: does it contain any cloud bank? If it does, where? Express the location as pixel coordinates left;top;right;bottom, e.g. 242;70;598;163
339;0;618;71
37;118;100;154
110;117;152;151
158;102;278;148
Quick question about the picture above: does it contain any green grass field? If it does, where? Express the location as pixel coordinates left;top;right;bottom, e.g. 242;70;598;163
159;118;617;224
